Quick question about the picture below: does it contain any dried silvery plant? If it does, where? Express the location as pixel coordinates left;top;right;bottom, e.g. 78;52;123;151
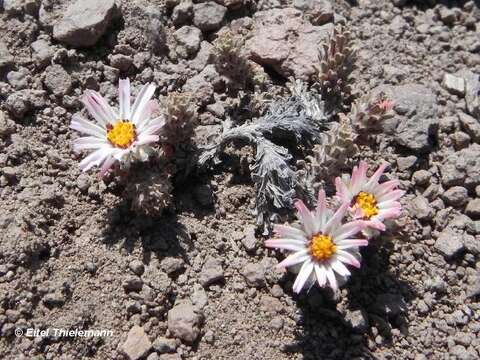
199;93;328;232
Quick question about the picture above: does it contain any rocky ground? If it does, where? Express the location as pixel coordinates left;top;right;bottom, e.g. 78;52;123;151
1;0;480;359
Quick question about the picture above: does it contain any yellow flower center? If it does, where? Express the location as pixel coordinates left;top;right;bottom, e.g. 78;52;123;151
106;121;136;148
309;234;336;262
355;191;379;219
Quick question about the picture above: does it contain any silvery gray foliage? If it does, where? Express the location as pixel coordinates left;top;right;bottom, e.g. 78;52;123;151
199;89;329;233
251;139;296;230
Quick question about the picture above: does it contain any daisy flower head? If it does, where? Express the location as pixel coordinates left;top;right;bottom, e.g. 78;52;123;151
335;161;405;233
265;190;368;293
70;79;165;178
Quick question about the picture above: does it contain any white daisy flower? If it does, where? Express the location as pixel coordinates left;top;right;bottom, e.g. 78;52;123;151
70;79;165;177
335;161;405;232
266;190;368;293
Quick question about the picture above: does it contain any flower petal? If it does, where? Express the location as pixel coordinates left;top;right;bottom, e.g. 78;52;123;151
70;115;106;137
82;90;117;126
79;148;111;172
276;250;309;268
336;238;369;249
293;260;314;294
314;264;327;287
273;224;307;241
378;189;405;203
135;134;159;146
73;137;110;152
375;179;400;198
352;161;368;194
98;155;117;179
365;162;388;190
363;219;386;231
294;200;315;237
332;220;366;241
336;250;361;268
331;259;351;277
325;266;338;291
314;189;328;233
323;202;349;235
265;239;306;252
131;84;156;125
335;177;352;202
118;78;131;120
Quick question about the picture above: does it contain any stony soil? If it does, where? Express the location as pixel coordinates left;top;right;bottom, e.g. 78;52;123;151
1;0;480;359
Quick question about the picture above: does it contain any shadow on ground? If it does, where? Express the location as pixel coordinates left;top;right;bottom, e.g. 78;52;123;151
279;233;416;359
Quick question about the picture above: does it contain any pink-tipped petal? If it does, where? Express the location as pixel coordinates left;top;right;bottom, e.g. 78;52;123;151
377;207;402;220
375;179;400;197
336;239;369;249
70;115;106;137
331;260;350;277
325;266;338;291
335;177;351;202
136;134;159;146
336;250;361;268
118;79;131;120
276;251;309;269
378;199;402;210
378;189;405;203
131;84;156;125
273;224;307;241
292;261;314;294
332;220;366;241
82;90;117;126
73;137;109;152
314;264;327;287
98;155;116;179
265;239;306;252
365;162;388;189
294;200;315;237
79;148;110;172
350;164;360;190
354;161;368;193
324;202;349;235
363;219;386;231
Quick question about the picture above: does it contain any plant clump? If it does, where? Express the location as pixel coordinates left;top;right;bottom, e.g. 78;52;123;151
314;25;356;112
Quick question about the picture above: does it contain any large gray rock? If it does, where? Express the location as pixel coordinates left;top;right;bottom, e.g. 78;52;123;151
293;0;334;25
174;26;202;59
53;0;118;48
434;229;464;259
459;112;480;142
199;258;224;287
241;262;266;288
443;73;465;96
245;8;333;80
193;2;227;32
441;186;469;207
407;195;433;221
31;39;54;68
167;301;202;343
0;42;14;69
375;84;438;152
3;0;39;16
43;64;72;96
461;70;480;119
121;326;152;360
440;144;480;188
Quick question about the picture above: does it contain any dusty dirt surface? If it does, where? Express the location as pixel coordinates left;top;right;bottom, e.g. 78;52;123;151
1;0;480;359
